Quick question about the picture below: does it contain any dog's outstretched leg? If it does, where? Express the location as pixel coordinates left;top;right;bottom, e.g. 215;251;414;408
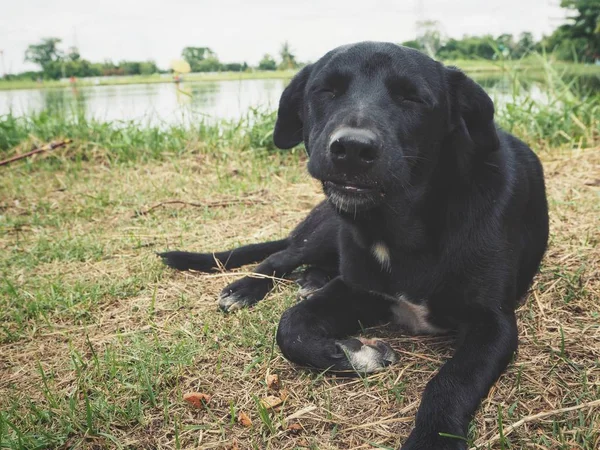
160;201;340;312
276;277;398;374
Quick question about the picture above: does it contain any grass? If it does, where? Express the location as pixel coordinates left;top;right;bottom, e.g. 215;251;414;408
0;70;298;91
490;55;600;151
444;58;600;76
1;66;599;449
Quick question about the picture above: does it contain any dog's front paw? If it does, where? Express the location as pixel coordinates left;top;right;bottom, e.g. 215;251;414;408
218;277;271;312
336;337;398;374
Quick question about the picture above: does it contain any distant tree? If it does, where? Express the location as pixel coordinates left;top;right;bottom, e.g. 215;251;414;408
436;35;497;60
19;38;159;79
67;46;81;62
63;59;102;77
543;0;600;62
195;55;221;72
400;40;424;51
97;60;158;76
181;47;216;72
435;38;467;60
25;38;64;77
278;41;298;70
416;21;444;57
222;62;248;72
139;61;158;75
119;61;141;75
514;32;537;57
99;60;121;76
258;54;277;71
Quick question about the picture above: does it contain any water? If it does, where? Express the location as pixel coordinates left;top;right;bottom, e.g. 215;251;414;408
0;73;596;125
0;78;287;126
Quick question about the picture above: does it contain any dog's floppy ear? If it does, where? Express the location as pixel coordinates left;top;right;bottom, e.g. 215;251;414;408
446;67;499;154
273;64;313;149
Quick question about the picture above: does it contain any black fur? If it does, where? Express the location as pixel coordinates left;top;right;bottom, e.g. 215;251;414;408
160;42;549;449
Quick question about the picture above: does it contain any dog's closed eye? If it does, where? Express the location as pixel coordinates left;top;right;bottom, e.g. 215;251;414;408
319;72;350;99
318;87;338;99
386;77;424;104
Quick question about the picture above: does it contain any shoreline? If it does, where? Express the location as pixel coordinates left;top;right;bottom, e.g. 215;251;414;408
1;61;598;92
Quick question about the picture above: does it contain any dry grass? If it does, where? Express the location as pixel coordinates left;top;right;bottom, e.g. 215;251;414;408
1;145;599;449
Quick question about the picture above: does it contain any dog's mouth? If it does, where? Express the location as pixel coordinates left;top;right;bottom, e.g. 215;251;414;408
323;180;379;194
322;180;385;212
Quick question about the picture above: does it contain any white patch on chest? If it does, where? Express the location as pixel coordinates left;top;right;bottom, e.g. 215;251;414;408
371;241;391;271
391;295;444;335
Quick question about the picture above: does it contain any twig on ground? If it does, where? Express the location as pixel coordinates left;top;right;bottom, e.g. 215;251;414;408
0;139;72;167
342;415;413;432
199;271;292;284
134;197;269;217
283;405;318;423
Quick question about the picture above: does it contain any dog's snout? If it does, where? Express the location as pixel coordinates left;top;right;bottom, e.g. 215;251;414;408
328;128;379;169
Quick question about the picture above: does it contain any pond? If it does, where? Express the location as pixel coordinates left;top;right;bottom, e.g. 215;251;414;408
0;73;597;126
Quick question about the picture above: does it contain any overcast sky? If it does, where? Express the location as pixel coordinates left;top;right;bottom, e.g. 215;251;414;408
1;0;567;74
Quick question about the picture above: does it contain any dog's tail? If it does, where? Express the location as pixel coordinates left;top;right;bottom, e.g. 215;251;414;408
158;239;289;272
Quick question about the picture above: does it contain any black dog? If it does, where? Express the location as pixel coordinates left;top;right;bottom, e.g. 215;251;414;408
160;42;549;449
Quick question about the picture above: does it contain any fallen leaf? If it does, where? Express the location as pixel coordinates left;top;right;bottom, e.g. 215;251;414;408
279;389;290;401
238;411;252;427
287;422;303;434
260;395;283;410
266;373;280;390
183;392;211;408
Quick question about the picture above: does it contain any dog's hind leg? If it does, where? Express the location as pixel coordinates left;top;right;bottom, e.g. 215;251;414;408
276;277;398;374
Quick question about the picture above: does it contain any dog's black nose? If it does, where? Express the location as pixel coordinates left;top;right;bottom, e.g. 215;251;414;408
329;128;379;170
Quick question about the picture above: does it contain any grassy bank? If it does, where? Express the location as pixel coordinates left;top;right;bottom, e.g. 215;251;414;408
448;58;600;75
0;70;298;92
1;67;599;449
1;59;598;92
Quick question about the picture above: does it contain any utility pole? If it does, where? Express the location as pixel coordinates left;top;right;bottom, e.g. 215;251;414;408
415;0;425;36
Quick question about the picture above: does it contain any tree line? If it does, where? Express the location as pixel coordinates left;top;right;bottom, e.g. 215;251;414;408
402;0;598;62
4;40;300;81
13;38;160;80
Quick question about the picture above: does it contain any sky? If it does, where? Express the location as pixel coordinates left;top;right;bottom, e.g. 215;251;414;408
0;0;567;74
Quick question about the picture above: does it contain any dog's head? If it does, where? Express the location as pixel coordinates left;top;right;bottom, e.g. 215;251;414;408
274;42;499;213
